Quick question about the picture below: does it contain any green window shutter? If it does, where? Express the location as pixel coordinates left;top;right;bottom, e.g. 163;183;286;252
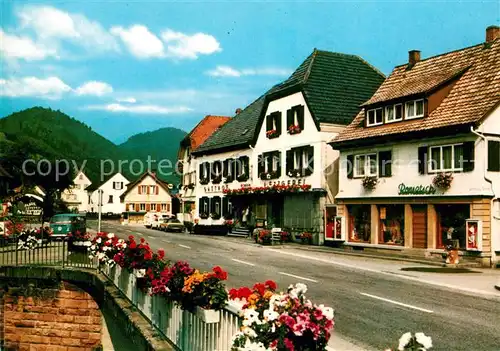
378;150;392;177
488;140;500;172
462;141;475;172
286;150;293;174
222;159;228;178
222;197;228;217
207;162;212;181
276;151;282;177
296;105;305;130
258;154;265;178
347;154;354;179
286;109;294;129
275;112;282;136
305;146;314;176
266;115;273;131
199;162;204;181
418;147;427;175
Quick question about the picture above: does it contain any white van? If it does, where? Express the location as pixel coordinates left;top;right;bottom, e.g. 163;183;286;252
144;212;157;228
152;214;169;229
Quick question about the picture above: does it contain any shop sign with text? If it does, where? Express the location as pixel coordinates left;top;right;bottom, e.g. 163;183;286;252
204;183;251;193
398;183;436;195
262;178;308;187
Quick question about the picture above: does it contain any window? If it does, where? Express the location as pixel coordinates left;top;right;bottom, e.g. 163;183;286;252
354;154;377;177
488;140;500;172
405;99;424;119
348;205;371;243
79;174;83;180
139;185;148;194
140;203;146;211
266;112;282;138
113;182;123;190
378;205;404;245
286;105;305;133
161;203;167;211
286;146;314;177
436;204;469;249
428;144;464;172
108;195;113;203
366;108;383;126
258;151;281;179
385;104;403;123
150;185;157;194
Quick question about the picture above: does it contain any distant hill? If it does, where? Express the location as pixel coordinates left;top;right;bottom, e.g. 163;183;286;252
0;107;187;185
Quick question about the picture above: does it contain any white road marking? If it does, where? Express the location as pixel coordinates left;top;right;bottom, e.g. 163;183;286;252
266;249;500;299
162;239;171;244
360;292;434;313
278;272;318;283
231;259;255;266
179;244;191;249
147;236;154;239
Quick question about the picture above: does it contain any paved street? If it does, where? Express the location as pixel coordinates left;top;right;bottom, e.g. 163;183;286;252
90;220;500;351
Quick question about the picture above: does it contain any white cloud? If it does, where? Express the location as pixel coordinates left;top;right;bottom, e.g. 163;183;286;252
206;65;292;77
0;30;56;61
15;5;119;55
0;76;72;99
116;97;137;103
111;25;164;59
75;81;113;96
85;103;192;115
161;29;221;59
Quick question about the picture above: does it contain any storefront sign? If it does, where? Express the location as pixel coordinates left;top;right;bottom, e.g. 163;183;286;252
262;178;307;187
204;183;251;194
465;219;482;251
17;201;42;216
398;183;436;195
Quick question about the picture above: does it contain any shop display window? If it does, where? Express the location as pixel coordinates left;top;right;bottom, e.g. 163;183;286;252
378;205;404;245
348;205;371;242
436;204;469;249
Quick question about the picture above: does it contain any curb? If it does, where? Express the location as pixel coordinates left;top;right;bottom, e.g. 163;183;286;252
495;285;500;292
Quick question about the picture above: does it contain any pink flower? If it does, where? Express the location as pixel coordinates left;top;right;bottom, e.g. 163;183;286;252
284;338;294;351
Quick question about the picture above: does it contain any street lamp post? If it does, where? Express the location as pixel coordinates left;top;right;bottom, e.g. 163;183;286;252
97;189;103;233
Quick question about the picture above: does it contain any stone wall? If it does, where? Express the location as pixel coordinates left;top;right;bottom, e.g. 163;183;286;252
0;281;102;351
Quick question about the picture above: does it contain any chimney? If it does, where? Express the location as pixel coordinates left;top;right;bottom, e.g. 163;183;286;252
408;50;421;67
486;25;500;43
235;108;242;115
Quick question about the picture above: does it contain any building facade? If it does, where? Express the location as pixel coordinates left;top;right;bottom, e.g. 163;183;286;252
120;171;173;223
330;26;500;266
87;173;130;214
192;49;385;242
61;171;92;213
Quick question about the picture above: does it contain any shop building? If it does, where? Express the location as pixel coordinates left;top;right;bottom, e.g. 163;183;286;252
329;26;500;266
192;49;385;242
120;171;173;223
177;115;231;224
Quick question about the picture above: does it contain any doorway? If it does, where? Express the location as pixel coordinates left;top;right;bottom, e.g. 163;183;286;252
412;205;427;249
267;197;284;228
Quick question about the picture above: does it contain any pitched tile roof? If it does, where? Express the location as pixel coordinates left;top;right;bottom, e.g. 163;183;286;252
193;49;385;155
120;171;171;199
331;39;500;148
184;115;231;152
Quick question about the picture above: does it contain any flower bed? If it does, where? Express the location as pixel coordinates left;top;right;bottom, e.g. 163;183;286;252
224;184;311;196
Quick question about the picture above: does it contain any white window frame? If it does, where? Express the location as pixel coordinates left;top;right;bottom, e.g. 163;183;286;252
366;108;383;126
405;99;425;120
385;104;403;123
293;150;301;170
273;154;280;172
428;143;464;173
203;201;209;213
150;185;156;194
227;161;232;177
354;153;378;178
263;155;270;173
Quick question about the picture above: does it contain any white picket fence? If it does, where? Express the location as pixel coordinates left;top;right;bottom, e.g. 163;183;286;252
102;265;242;351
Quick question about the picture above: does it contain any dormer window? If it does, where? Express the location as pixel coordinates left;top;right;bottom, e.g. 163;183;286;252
405;99;424;119
266;111;282;139
286;105;305;135
385;104;403;123
366;108;383;126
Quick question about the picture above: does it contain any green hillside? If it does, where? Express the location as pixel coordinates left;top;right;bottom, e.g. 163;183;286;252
0;107;187;184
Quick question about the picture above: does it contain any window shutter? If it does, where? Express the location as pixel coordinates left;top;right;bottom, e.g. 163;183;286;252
462;141;475;172
199;162;204;180
138;186;141;194
147;186;150;194
243;156;250;176
276;151;282;177
207;162;212;181
286;150;293;174
378;150;392;177
275;112;282;135
222;197;228;217
488;140;500;172
347;154;354;179
146;203;151;211
258;154;265;177
135;204;139;212
305;146;314;176
156;186;159;195
198;198;203;214
157;203;161;212
210;197;215;214
296;105;305;130
229;159;235;181
418;147;428;175
266;115;273;131
286;109;294;129
223;159;228;178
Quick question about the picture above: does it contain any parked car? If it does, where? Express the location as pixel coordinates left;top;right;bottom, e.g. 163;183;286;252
159;218;185;233
151;214;169;230
49;213;86;240
143;212;157;228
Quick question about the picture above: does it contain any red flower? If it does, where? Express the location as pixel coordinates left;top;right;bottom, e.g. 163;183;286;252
144;251;153;260
212;266;228;280
140;238;145;243
284;338;295;351
265;280;277;291
157;249;165;259
129;240;137;249
128;235;134;240
253;282;266;296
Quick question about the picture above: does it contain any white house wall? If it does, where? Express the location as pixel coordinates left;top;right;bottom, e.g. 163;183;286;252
337;135;493;199
180;148;197;203
61;171;92;212
123;175;172;214
88;173;130;214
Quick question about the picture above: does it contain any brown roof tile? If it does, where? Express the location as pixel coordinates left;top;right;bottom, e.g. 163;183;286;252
331;40;500;147
184;115;231;152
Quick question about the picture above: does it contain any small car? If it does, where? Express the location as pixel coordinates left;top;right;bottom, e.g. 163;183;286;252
151;215;169;230
49;213;86;240
159;218;185;233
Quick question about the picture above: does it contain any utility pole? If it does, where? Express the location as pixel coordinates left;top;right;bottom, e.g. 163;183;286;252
97;189;103;233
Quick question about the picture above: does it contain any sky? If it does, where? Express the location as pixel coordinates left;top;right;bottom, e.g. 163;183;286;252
1;0;499;144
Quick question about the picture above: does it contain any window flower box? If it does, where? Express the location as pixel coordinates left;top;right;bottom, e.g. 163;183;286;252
236;173;249;182
194;306;220;323
199;177;209;185
210;212;221;220
266;129;279;139
362;176;378;191
199;212;209;219
259;171;279;180
212;174;222;184
287;124;301;135
433;172;453;190
287;169;303;178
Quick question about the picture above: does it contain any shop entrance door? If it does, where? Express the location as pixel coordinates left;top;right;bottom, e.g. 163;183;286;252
412;205;427;249
267;197;284;228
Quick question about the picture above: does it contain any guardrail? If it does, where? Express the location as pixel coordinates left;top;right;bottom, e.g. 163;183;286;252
101;264;242;351
0;237;96;268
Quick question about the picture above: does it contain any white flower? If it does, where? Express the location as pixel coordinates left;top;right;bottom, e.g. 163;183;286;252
295;283;307;294
398;332;413;351
90;245;96;251
318;304;334;320
415;332;433;349
96;238;102;244
84;241;91;246
241;326;257;338
107;233;115;238
135;269;146;278
88;255;94;259
263;309;279;321
266;173;271;180
97;252;105;260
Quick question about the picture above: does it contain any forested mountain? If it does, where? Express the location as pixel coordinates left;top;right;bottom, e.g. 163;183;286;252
0;107;187;184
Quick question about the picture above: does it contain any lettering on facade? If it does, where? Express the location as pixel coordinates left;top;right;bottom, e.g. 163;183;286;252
398;183;436;195
262;179;306;187
18;201;42;216
204;183;251;193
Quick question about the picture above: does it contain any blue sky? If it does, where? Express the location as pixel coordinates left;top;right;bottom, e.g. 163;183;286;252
1;0;498;144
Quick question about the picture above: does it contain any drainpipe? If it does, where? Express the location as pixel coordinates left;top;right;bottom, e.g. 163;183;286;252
471;126;500;268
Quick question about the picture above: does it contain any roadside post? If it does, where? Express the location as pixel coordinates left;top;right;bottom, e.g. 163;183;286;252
97;189;103;233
